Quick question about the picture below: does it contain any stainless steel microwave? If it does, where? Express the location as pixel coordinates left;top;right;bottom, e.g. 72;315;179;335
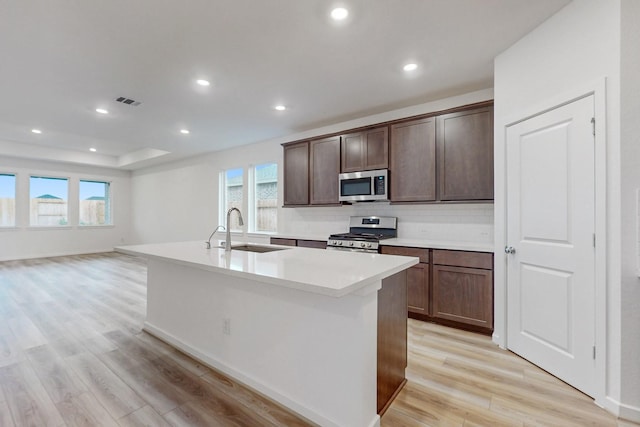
339;169;388;202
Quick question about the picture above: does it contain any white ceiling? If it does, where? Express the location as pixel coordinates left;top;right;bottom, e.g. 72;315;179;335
0;0;570;170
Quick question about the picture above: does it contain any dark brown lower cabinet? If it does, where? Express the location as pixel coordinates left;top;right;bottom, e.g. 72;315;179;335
381;245;493;335
432;250;493;334
432;265;493;331
407;263;429;315
377;270;407;415
380;246;429;316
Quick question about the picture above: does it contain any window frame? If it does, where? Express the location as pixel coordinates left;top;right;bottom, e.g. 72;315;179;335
0;173;17;228
219;162;280;236
78;179;113;227
249;162;278;234
29;175;70;227
219;167;245;232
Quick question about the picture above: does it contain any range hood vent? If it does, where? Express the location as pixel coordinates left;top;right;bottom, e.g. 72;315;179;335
115;96;141;106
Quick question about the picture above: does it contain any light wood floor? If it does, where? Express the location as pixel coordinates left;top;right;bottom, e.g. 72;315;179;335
0;253;635;427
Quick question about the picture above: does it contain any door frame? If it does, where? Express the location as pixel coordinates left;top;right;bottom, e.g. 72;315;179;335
494;78;607;406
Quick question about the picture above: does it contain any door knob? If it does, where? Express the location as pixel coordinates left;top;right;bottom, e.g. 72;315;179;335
504;246;516;254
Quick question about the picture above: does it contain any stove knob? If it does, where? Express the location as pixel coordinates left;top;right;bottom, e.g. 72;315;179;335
360;242;366;248
337;241;342;246
348;242;354;246
367;243;372;248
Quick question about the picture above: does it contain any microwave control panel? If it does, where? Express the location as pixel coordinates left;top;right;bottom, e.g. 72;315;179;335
374;175;386;195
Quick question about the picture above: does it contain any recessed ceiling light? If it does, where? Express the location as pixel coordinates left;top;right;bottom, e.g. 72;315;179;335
196;79;210;86
331;7;349;20
31;129;42;134
274;105;286;111
96;108;109;114
403;63;418;72
180;129;190;134
89;148;97;152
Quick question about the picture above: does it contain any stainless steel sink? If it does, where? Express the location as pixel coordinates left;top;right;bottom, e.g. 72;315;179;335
230;244;290;253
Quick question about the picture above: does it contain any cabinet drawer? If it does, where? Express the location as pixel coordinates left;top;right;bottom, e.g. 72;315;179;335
270;238;297;247
380;246;429;263
297;239;327;249
432;250;492;270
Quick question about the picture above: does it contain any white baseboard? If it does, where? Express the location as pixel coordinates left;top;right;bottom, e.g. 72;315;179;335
603;396;640;424
619;401;640;424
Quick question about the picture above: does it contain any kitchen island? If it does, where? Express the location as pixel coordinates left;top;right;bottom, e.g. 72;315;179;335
116;241;418;427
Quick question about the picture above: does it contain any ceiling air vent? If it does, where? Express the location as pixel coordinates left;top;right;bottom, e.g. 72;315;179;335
115;96;141;106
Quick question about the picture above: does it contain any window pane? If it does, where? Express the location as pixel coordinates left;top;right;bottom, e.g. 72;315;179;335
225;168;243;230
30;176;68;226
0;174;16;227
254;163;277;232
80;180;111;226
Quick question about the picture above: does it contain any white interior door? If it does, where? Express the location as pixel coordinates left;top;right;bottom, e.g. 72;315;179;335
506;95;596;397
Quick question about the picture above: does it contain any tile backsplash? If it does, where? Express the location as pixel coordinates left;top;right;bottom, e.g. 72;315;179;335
280;202;494;244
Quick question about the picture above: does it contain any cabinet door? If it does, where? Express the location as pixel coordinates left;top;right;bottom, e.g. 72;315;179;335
364;127;389;170
432;265;493;329
310;136;340;205
407;263;429;315
297;239;327;249
437;106;494;200
341;132;365;172
283;142;309;206
390;117;436;202
341;127;389;172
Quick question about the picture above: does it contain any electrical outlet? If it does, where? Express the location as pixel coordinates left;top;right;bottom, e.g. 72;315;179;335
223;318;231;335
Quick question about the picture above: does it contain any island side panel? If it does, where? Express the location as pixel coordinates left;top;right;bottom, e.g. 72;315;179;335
145;258;380;427
377;269;408;414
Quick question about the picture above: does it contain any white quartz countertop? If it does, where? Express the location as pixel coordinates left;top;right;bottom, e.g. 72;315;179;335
115;241;418;297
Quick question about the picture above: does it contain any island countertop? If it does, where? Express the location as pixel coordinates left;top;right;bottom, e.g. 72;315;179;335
115;240;418;297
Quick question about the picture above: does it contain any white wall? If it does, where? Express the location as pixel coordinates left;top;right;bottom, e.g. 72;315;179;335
130;88;495;246
494;0;639;420
620;0;640;417
0;157;131;261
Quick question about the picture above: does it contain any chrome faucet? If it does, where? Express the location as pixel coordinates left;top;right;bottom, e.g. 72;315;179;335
205;225;225;249
225;207;244;252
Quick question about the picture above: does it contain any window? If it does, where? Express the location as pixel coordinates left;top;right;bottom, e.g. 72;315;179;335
30;176;68;226
220;164;279;234
79;180;111;226
252;163;278;232
222;168;244;231
0;174;16;227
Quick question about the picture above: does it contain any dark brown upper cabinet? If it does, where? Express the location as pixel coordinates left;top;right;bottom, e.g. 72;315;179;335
310;136;341;205
436;106;494;201
282;101;494;206
341;126;389;172
389;117;437;202
283;141;309;206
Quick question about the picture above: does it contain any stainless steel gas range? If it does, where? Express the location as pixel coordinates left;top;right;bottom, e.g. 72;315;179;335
326;216;397;253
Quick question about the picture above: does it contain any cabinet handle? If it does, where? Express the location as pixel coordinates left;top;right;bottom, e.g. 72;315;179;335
504;246;516;254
